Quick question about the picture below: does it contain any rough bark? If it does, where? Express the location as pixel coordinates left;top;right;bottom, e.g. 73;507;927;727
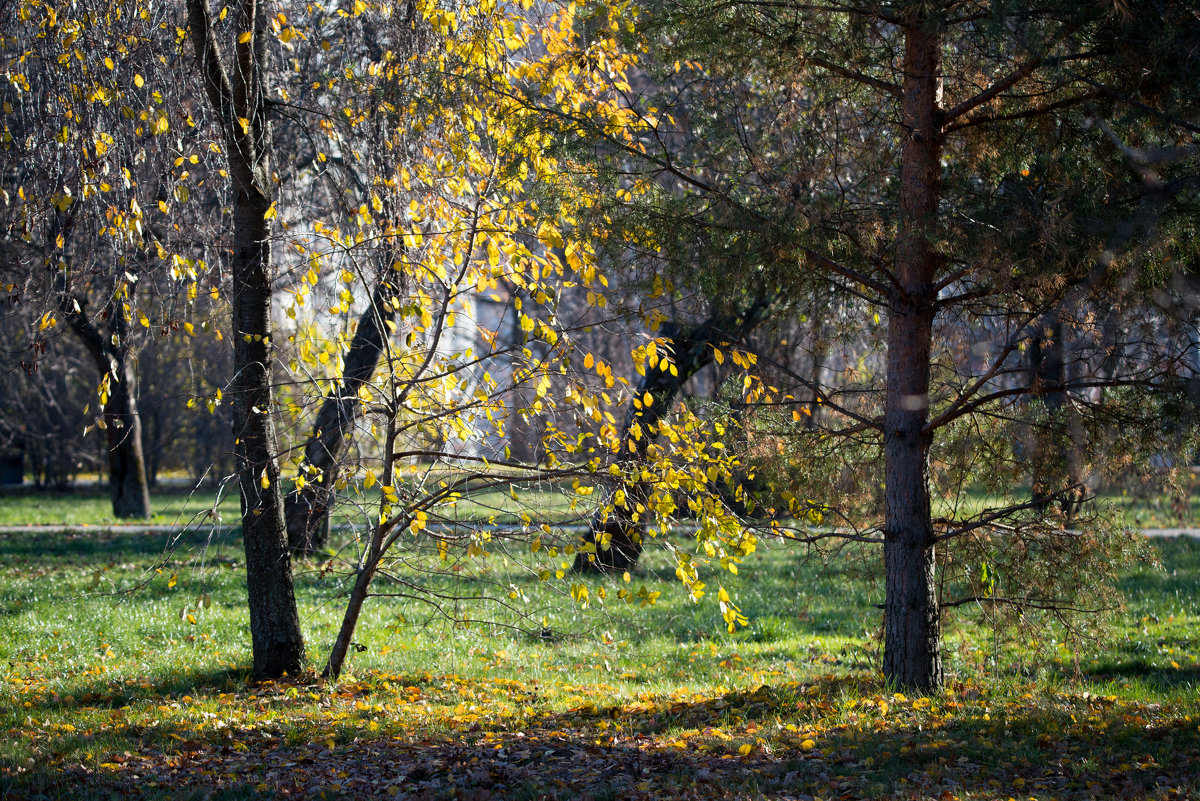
188;0;305;679
285;278;396;555
573;297;773;574
882;15;944;692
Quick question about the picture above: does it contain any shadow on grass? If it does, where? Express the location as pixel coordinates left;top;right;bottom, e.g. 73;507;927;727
1080;660;1200;690
0;527;229;562
5;675;1199;800
8;666;253;714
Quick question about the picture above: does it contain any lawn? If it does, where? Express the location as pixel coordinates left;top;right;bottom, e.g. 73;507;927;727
4;478;1197;531
1;515;1198;800
0;483;588;530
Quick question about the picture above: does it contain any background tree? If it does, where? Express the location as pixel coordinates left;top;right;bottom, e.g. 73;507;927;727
0;0;213;517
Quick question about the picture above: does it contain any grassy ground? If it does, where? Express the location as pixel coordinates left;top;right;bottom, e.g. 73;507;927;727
4;478;1198;530
1;519;1197;800
0;482;586;528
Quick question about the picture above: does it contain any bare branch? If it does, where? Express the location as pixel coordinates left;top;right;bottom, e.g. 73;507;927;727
801;54;902;99
941;55;1045;125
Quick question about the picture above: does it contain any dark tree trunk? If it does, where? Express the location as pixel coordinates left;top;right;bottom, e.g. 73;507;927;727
104;354;152;518
188;0;305;679
231;190;305;679
882;15;944;692
63;301;152;519
285;278;396;555
574;298;773;574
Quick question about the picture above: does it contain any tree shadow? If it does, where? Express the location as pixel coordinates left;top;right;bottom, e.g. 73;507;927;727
1078;660;1200;690
0;527;222;562
6;675;1198;800
10;666;251;714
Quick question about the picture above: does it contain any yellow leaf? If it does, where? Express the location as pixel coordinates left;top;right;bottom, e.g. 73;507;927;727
364;471;377;489
537;221;563;250
186;614;197;625
584;353;594;369
238;31;252;43
800;738;815;749
138;311;150;328
260;471;270;489
264;202;277;220
738;744;752;756
133;74;144;88
104;57;115;69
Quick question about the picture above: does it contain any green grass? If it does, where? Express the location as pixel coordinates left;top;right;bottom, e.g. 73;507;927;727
1;514;1198;799
0;481;589;528
5;478;1197;532
0;486;238;527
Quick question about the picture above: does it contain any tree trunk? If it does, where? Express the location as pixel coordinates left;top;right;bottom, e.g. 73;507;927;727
63;301;152;519
231;190;306;679
104;353;152;518
285;277;396;555
574;298;773;574
323;416;399;680
882;15;944;692
188;0;305;679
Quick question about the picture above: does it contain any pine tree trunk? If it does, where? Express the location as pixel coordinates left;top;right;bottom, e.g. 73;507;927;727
882;15;944;692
